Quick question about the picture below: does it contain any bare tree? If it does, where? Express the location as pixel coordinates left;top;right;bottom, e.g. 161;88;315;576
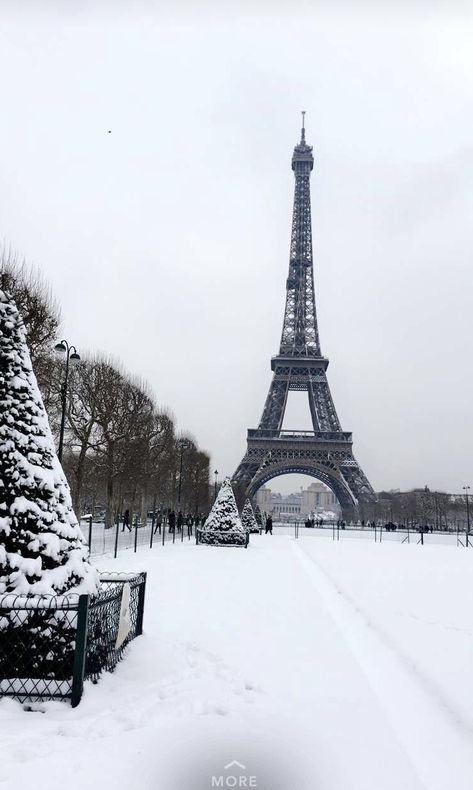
63;356;105;514
0;247;61;366
147;411;176;511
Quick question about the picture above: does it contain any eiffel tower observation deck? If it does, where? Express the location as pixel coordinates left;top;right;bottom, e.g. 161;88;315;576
233;115;375;519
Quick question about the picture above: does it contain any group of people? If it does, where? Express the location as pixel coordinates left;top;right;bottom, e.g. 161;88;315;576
163;511;207;535
305;517;326;528
120;509;207;534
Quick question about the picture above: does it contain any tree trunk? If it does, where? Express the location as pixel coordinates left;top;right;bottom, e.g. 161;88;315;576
105;443;114;529
140;483;148;529
73;441;88;516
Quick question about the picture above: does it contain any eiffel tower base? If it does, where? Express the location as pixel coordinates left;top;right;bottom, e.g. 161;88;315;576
233;431;374;523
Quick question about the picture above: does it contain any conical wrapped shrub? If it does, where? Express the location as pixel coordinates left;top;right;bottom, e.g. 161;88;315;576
241;499;259;533
0;290;99;693
199;478;247;547
0;290;98;596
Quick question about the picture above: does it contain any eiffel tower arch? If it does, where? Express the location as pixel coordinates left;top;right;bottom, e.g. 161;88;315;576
233;116;375;521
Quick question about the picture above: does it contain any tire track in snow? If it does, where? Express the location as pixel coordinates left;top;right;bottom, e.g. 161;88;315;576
291;540;473;790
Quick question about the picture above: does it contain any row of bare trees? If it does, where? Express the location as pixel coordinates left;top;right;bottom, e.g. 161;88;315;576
359;487;471;530
1;248;210;525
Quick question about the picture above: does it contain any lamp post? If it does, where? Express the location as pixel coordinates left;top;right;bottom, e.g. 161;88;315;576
54;339;80;463
214;469;218;502
463;485;470;546
177;438;189;509
177;438;190;543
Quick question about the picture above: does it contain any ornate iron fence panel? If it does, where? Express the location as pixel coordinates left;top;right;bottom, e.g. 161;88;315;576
0;593;79;703
0;572;146;707
85;573;146;683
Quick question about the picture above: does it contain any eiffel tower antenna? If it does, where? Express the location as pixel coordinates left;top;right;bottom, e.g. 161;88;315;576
233;123;375;520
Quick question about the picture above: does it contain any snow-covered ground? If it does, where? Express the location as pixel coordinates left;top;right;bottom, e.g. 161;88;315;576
1;534;472;790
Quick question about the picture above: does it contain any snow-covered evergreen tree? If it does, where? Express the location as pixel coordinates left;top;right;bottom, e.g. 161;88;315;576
0;290;98;596
241;499;259;534
199;477;247;546
254;503;263;528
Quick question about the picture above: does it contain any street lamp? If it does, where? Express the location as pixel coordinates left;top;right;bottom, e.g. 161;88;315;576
463;485;470;545
177;438;190;543
177;438;190;509
214;469;218;502
54;339;80;463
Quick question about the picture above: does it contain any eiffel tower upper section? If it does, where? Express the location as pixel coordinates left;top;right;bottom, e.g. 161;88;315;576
258;115;342;434
279;114;320;358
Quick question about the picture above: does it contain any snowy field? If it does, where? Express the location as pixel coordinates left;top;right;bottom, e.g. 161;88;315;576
1;534;473;790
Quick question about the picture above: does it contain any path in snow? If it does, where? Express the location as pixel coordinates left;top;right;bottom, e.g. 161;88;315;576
1;535;472;789
292;538;473;790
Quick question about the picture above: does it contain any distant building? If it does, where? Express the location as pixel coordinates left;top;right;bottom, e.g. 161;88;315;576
301;482;340;517
256;485;272;513
271;492;302;519
255;481;340;521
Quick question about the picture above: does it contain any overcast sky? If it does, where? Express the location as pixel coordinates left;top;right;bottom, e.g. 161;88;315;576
1;2;472;496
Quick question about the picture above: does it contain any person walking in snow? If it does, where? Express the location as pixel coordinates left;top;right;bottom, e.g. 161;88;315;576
186;513;193;536
122;508;131;532
153;511;162;535
168;510;176;534
265;515;273;534
177;511;184;533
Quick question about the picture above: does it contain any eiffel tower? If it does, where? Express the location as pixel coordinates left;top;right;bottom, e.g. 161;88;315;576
233;115;375;520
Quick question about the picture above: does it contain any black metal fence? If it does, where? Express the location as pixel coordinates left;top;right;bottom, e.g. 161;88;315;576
81;513;196;559
81;513;471;557
0;572;146;707
278;520;471;548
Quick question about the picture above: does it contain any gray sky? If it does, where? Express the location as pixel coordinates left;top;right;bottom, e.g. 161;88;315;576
1;2;472;496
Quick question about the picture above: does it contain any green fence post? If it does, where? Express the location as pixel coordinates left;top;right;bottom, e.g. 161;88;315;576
149;510;156;549
88;515;93;551
135;574;147;636
71;594;90;708
150;514;155;549
114;513;120;558
134;515;138;553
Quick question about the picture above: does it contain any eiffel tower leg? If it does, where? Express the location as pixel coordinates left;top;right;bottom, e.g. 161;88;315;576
308;378;342;432
258;377;290;431
232;455;261;509
340;457;375;522
307;381;320;430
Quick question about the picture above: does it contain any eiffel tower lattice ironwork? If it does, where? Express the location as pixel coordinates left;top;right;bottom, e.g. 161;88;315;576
233;116;375;519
